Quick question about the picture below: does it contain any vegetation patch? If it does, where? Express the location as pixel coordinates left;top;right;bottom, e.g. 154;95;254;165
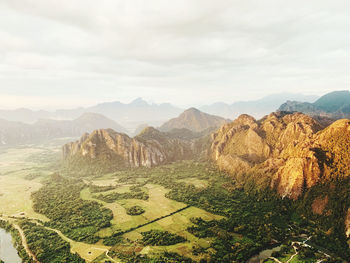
19;220;84;263
94;190;149;203
32;173;113;243
102;234;124;246
141;229;187;246
0;219;32;262
126;205;145;216
89;184;117;193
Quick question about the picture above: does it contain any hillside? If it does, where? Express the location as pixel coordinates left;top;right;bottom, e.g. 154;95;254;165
279;90;350;119
0;119;33;145
62;127;199;172
159;108;229;132
211;112;350;200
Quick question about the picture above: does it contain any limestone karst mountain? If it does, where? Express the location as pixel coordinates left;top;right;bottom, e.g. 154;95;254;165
278;90;350;119
211;111;350;200
63;110;350;200
159;108;229;133
62;126;201;171
61;110;350;245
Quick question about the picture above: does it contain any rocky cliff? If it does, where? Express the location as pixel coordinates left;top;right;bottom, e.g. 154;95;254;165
63;127;197;169
211;111;350;200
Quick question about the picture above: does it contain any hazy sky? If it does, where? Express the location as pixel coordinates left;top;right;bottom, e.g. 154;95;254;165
1;0;350;109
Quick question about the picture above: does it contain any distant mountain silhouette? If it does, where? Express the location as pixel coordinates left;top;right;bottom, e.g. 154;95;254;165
0;112;126;145
200;93;319;119
0;98;182;133
278;90;350;119
159;108;229;132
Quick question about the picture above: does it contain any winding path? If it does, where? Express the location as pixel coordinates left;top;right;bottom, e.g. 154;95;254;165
285;245;298;263
1;215;40;263
269;257;283;263
12;223;41;263
41;225;116;262
93;248;118;263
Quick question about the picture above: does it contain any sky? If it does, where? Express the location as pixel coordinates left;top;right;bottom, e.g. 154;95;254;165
0;0;350;109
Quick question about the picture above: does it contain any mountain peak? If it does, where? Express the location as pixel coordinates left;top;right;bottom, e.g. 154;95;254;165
160;108;228;132
137;126;161;137
76;112;106;120
313;90;350;112
279;90;350;117
130;97;148;106
184;107;200;113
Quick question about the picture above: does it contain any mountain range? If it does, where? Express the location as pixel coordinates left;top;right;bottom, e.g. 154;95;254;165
200;93;319;119
62;110;350;241
62;108;226;172
0;113;126;145
0;98;182;133
62;126;203;174
0;93;320;134
278;90;350;119
67;110;350;200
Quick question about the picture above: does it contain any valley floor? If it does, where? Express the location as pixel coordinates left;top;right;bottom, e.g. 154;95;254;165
0;141;348;262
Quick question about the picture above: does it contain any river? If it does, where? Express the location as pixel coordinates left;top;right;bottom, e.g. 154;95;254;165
0;228;21;263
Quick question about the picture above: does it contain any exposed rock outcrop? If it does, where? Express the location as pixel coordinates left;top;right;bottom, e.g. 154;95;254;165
211;112;350;199
63;127;198;169
311;196;329;215
345;208;350;238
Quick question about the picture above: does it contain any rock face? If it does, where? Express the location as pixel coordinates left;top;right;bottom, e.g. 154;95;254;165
159;108;229;133
211;111;350;199
345;209;350;238
63;127;196;168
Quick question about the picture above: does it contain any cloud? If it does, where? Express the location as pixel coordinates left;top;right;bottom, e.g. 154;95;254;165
0;0;350;108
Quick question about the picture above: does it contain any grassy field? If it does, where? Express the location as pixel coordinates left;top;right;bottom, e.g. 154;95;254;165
82;183;189;234
122;206;222;260
45;226;112;262
0;145;60;221
81;177;216;261
81;174;223;261
0;175;48;221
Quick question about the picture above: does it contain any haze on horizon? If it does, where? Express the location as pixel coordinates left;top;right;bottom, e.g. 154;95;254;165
1;0;350;109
